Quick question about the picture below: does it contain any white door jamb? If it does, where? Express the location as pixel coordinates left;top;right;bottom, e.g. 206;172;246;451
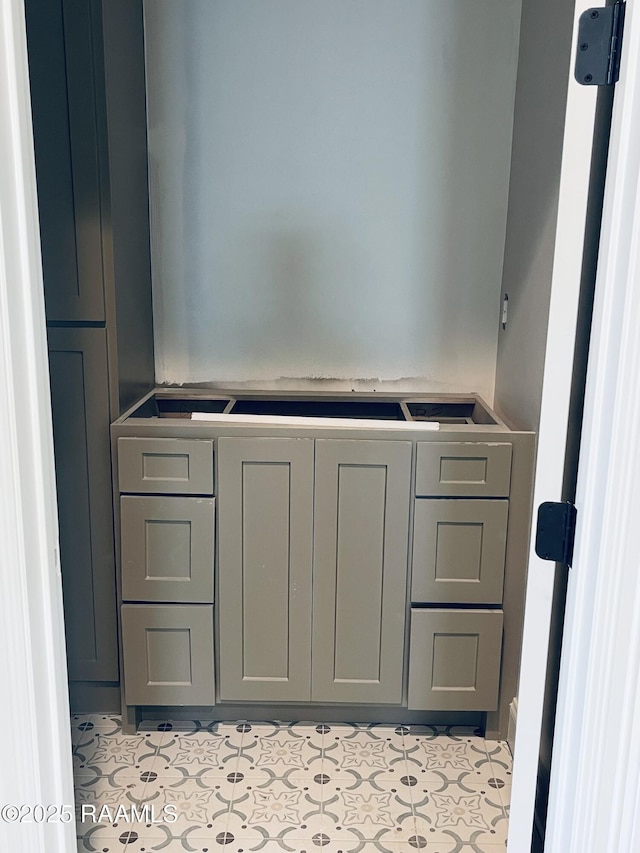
546;1;640;851
0;0;75;850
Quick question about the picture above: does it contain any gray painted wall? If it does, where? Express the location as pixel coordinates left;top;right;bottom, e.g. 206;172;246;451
145;0;521;401
493;0;576;430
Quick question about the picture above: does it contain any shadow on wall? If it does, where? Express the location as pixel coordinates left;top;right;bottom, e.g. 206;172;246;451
494;0;578;432
147;0;521;395
227;226;360;373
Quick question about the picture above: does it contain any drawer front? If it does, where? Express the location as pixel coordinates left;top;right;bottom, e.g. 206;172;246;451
118;437;214;495
408;609;503;711
121;604;214;706
415;442;512;497
121;496;215;603
412;499;508;604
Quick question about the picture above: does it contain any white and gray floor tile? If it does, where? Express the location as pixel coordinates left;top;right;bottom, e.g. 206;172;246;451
71;716;511;852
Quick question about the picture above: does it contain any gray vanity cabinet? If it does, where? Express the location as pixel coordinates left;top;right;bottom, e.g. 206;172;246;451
217;436;411;705
113;399;535;733
217;437;315;702
311;439;412;704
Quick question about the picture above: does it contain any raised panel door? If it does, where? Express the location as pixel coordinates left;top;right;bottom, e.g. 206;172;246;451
121;496;215;603
408;608;503;711
415;442;512;497
411;499;509;604
217;437;314;702
25;0;105;322
121;604;214;705
48;327;117;680
312;439;411;704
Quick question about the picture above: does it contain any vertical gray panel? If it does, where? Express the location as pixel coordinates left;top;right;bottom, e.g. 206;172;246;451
312;440;411;704
334;465;385;682
485;432;536;738
47;327;117;681
25;0;106;321
217;437;313;701
408;609;503;711
61;0;105;319
411;499;509;604
242;462;290;680
100;0;155;412
24;0;81;320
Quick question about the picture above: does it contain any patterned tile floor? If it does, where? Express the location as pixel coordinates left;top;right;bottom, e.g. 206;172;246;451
71;715;512;853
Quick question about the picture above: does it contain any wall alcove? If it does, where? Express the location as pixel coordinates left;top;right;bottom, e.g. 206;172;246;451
25;0;581;747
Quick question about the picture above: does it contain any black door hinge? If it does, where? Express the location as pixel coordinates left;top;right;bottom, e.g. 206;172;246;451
575;3;626;86
535;502;577;567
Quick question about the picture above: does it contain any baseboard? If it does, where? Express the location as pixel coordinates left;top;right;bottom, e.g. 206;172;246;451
507;696;517;755
137;705;484;728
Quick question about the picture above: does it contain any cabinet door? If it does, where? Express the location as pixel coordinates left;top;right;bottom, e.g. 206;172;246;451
121;496;215;603
408;609;503;711
25;0;105;321
118;437;214;495
48;327;117;681
415;442;512;497
217;437;314;701
312;440;412;704
121;604;214;706
412;499;508;604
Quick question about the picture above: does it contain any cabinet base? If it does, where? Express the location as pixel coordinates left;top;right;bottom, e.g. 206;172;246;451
128;703;485;731
69;681;121;714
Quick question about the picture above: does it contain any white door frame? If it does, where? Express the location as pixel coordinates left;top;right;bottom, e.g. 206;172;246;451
0;0;75;851
507;0;600;847
511;1;640;851
545;0;640;850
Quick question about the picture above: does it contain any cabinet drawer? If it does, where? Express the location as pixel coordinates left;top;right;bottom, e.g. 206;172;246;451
121;604;214;706
408;609;503;711
118;437;214;495
121;496;215;603
415;442;512;497
412;499;508;604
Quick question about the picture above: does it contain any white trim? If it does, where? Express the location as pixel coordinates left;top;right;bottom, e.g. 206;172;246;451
545;2;640;851
0;0;74;851
507;697;518;758
190;412;440;429
507;2;599;849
